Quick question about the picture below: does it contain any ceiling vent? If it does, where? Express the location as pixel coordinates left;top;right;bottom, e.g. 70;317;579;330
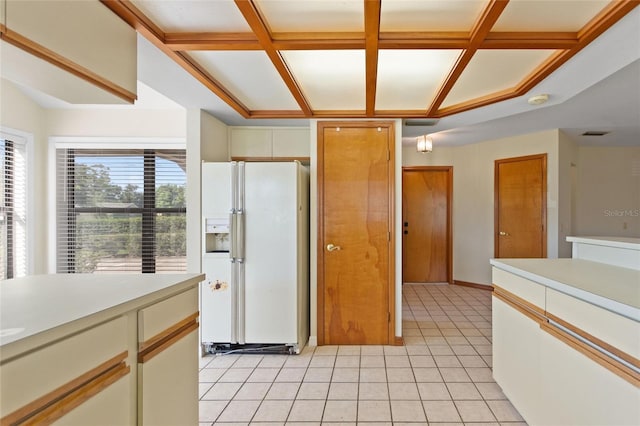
403;119;440;127
581;131;610;136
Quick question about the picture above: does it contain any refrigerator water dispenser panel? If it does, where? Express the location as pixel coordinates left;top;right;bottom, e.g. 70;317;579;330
205;218;230;252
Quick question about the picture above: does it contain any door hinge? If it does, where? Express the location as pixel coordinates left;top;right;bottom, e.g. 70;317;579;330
387;150;390;161
388;231;391;242
388;312;391;323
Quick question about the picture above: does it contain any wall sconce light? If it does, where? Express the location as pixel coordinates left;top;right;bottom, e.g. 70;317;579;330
416;135;433;153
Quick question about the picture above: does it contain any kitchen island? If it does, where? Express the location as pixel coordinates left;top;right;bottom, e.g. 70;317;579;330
0;273;204;425
490;237;640;425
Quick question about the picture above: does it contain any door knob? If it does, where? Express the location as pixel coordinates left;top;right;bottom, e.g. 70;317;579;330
499;231;510;236
326;243;341;252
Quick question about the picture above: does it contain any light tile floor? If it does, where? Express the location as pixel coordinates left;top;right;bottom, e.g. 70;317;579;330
199;284;527;425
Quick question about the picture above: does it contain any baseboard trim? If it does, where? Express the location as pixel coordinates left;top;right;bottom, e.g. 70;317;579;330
394;336;405;346
308;336;318;347
453;280;493;291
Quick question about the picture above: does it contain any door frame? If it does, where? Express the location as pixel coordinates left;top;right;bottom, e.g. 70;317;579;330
494;153;547;258
317;120;396;346
402;166;453;284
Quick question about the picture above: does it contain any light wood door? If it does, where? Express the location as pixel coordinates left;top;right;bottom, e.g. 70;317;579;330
318;122;394;345
495;154;547;258
402;167;451;283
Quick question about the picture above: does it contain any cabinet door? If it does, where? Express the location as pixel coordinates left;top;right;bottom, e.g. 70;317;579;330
272;128;310;158
138;329;199;426
492;296;543;425
138;287;199;425
0;317;132;425
54;375;131;426
230;128;272;158
539;329;640;425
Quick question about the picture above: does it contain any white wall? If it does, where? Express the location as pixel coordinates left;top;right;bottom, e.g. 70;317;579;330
574;146;640;237
0;79;47;273
186;109;228;273
46;109;185;137
558;131;579;257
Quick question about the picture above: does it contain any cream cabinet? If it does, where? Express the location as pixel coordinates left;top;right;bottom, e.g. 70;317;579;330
137;288;199;426
230;127;310;160
0;316;132;425
491;259;640;426
0;273;203;426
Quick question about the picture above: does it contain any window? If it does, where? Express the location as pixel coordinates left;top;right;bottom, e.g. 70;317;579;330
1;137;28;279
56;147;186;273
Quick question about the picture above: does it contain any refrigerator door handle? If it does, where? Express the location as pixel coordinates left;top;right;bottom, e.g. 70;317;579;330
230;211;237;261
236;211;245;262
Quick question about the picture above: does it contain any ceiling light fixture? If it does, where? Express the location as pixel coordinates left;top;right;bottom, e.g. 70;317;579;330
527;94;549;105
416;135;433;153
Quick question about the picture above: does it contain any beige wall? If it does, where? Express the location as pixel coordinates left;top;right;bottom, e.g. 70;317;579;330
46;109;185;138
558;131;579;257
574;146;640;237
0;79;47;274
186;109;229;273
403;129;562;286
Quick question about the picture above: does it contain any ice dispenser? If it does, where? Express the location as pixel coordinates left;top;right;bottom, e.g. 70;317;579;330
204;218;230;252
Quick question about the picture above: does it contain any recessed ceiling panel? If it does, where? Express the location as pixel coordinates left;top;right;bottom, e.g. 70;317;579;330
189;51;300;110
281;50;365;110
442;49;557;108
131;0;251;32
380;0;487;32
254;0;363;32
376;49;461;110
493;0;610;31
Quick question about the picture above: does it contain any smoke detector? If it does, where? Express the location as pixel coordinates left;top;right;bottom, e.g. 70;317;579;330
527;94;549;105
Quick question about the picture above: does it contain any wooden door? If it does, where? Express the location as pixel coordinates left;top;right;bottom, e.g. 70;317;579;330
318;122;394;345
495;154;547;258
402;167;452;283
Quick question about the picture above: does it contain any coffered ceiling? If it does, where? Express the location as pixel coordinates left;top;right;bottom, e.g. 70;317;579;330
102;0;639;120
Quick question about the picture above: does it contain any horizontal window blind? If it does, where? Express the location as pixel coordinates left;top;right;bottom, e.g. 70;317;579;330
56;148;186;274
1;138;28;279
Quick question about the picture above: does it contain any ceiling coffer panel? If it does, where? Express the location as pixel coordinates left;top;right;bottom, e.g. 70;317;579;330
188;51;300;111
376;49;462;111
441;49;559;109
281;50;366;111
493;0;612;32
131;0;251;32
254;0;364;33
380;0;487;32
100;0;638;119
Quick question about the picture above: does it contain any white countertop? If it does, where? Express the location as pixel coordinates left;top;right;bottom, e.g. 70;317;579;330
490;258;640;321
0;273;204;355
566;236;640;251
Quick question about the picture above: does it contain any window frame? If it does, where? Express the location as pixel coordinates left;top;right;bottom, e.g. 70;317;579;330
49;137;186;273
1;127;33;279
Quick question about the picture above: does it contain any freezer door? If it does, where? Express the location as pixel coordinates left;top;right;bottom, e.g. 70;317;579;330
243;162;300;344
202;162;232;217
200;258;232;343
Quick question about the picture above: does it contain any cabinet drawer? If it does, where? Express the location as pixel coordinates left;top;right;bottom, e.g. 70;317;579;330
492;267;545;310
138;287;198;343
1;316;129;420
546;288;640;359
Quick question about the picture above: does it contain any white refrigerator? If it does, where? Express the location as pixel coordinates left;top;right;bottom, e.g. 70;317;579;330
200;161;309;354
